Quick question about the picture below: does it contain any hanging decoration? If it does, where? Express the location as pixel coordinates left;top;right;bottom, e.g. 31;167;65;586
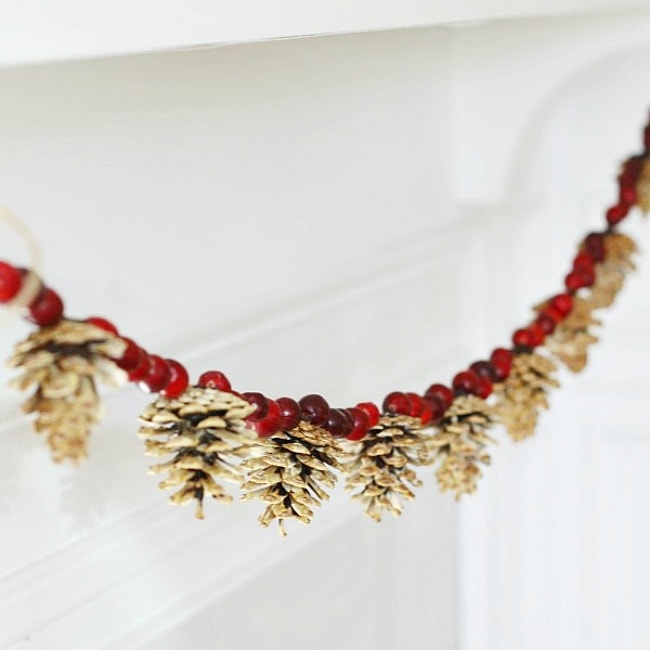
0;113;649;534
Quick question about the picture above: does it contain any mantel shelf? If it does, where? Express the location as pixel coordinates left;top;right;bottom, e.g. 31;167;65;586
0;0;646;68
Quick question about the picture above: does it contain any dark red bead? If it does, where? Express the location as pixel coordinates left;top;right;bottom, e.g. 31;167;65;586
469;360;496;381
452;371;478;395
424;384;454;409
565;269;594;293
513;328;533;348
85;317;119;336
584;233;605;263
243;392;269;421
405;392;424;418
490;348;512;365
645;127;650;150
535;312;556;335
619;185;637;206
197;370;232;392
325;408;353;437
346;407;370;441
160;359;189;398
356;402;380;428
423;395;447;422
27;287;64;326
276;397;301;430
550;293;573;316
474;375;493;399
491;357;511;382
127;349;150;382
606;203;629;226
250;400;282;437
572;251;594;272
543;307;564;324
0;262;23;303
299;394;330;426
139;355;172;393
419;399;433;424
114;338;141;371
382;391;411;415
528;323;546;347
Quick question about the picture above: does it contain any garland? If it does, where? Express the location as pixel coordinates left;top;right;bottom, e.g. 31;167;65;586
1;113;649;535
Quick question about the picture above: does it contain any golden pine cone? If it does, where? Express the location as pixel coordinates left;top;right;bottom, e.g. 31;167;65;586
589;233;637;309
8;319;125;462
241;421;345;536
139;387;256;519
636;156;650;213
343;415;430;522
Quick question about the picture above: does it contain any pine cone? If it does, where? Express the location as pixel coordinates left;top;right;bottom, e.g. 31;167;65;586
494;352;559;441
343;415;430;522
8;319;125;462
544;297;600;372
139;387;256;519
429;395;495;499
589;233;637;309
241;421;345;535
636;156;650;213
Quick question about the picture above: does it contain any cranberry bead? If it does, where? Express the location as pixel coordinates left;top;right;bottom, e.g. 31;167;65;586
85;317;119;336
27;287;64;326
346;407;370;441
128;349;150;382
356;402;380;428
474;375;493;399
423;395;447;423
565;269;594;293
550;293;573;316
160;359;189;398
299;394;330;426
139;355;172;393
0;262;22;303
572;251;594;272
513;328;533;348
535;312;557;335
382;391;411;415
325;408;353;438
406;392;424;418
528;323;546;347
276;397;301;430
491;357;511;382
424;384;454;409
584;233;605;262
452;371;478;395
197;370;232;392
490;348;512;365
469;360;496;381
619;185;637;206
250;400;282;437
243;392;269;421
606;203;629;226
114;338;141;371
419;399;433;424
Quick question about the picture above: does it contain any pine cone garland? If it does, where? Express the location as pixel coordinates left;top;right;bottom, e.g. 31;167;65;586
494;352;559;441
589;233;637;309
428;396;494;499
636;156;650;213
241;421;345;535
8;319;125;462
343;415;430;522
139;387;256;519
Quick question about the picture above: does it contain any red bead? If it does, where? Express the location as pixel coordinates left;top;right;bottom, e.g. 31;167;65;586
346;407;370;441
27;287;64;326
382;391;411;415
645;126;650;150
469;360;496;381
490;348;512;365
528;323;546;347
405;392;424;418
114;338;141;371
619;185;637;206
491;357;511;382
474;375;493;399
565;269;594;293
197;370;232;392
535;312;557;335
85;317;119;336
250;400;282;437
139;355;172;393
584;233;605;263
424;384;454;409
423;395;447;422
276;397;301;430
0;262;23;303
243;392;269;421
513;328;534;348
325;408;353;438
128;349;150;382
419;399;433;424
621;156;643;182
356;402;380;428
606;203;629;226
452;371;478;395
572;251;594;272
550;293;573;316
160;359;189;398
299;394;330;426
543;307;564;324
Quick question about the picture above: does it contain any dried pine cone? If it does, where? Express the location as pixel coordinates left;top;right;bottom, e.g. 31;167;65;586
8;319;125;462
589;233;637;309
545;297;600;372
343;415;430;522
241;421;345;535
429;395;494;499
494;352;559;441
636;156;650;213
139;387;256;519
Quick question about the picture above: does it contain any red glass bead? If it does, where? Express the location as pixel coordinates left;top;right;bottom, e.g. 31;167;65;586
276;397;301;430
543;307;564;324
550;293;573;316
160;359;189;399
0;262;22;303
620;156;643;182
356;402;380;428
419;399;433;425
619;185;637;206
491;357;511;382
139;355;172;393
299;394;330;426
528;323;546;347
565;269;594;293
346;407;370;441
474;375;493;399
250;400;282;437
535;312;556;335
606;203;629;226
490;348;512;365
128;349;150;382
572;251;594;272
197;370;232;392
469;360;496;381
85;317;119;336
406;392;424;418
645;126;650;150
423;395;447;422
424;384;454;409
452;371;478;395
584;233;605;263
243;392;269;421
325;408;353;438
382;391;411;415
27;287;64;326
512;328;534;348
114;337;141;371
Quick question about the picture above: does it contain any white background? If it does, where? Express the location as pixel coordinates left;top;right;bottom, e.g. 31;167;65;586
0;4;649;649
